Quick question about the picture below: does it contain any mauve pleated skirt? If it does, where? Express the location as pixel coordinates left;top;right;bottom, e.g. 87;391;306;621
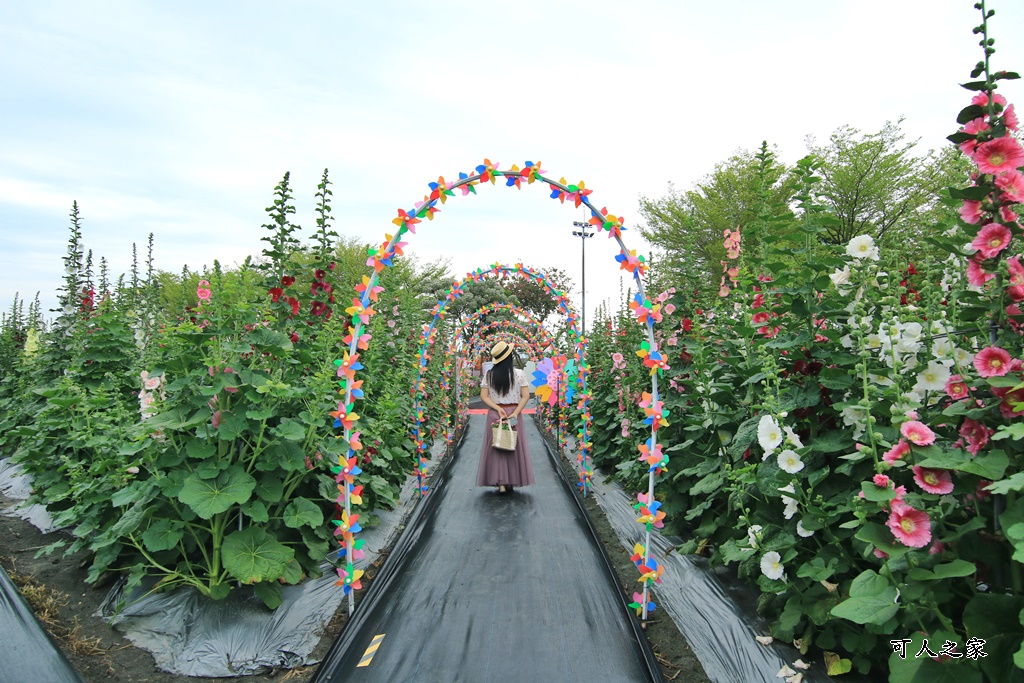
476;404;536;487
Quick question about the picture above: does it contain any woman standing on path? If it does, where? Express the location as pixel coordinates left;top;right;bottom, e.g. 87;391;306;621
476;341;536;493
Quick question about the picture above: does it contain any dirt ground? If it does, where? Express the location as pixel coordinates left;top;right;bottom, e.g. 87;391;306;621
0;439;710;683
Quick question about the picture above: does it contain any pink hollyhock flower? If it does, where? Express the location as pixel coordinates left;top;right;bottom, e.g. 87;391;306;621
873;473;891;487
873;548;889;559
992;381;1024;419
751;292;765;309
959;417;992;456
1007;256;1024;302
945;375;969;400
913;465;955;494
974;137;1024;175
967;257;995;287
960;200;984;224
901;421;936;446
197;280;212;301
960;117;991;155
972;223;1013;259
974;346;1013;377
929;540;946;555
972;92;1008;108
893;485;907;501
752;312;770;324
887;500;932;548
664;303;676;315
212;410;222;429
1007;103;1020;131
882;440;911;465
997;170;1024;203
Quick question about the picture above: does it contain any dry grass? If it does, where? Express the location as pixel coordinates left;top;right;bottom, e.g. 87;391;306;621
280;665;314;680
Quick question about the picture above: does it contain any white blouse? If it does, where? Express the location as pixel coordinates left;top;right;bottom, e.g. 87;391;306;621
482;368;529;404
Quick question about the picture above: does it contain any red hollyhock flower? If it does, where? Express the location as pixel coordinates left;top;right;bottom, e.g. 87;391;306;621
281;275;296;287
287;297;300;316
269;287;283;302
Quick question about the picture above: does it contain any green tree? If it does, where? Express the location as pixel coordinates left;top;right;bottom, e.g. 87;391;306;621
638;144;795;304
808;120;971;254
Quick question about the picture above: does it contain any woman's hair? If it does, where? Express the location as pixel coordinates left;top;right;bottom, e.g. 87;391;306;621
487;353;515;397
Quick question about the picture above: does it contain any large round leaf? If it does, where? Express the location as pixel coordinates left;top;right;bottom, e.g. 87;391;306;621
177;465;256;519
221;526;294;584
282;497;324;529
142;519;185;552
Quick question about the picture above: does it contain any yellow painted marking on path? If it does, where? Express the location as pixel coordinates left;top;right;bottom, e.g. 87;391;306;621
356;633;387;668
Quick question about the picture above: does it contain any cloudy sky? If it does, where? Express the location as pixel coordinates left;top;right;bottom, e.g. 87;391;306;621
2;0;1022;329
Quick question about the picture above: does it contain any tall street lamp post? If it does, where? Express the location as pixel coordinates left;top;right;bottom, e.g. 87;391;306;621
571;221;594;335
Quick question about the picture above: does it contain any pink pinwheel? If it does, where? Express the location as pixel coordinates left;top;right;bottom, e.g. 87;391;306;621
392;208;421;233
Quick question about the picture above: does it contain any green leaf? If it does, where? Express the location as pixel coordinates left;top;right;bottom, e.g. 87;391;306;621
964;593;1024;683
283;497;324;529
255;475;285;503
217;411;248;441
241;499;269;523
253;581;283;610
855;523;910;559
907;560;976;581
830;594;898;625
178;466;256;519
246;405;276;421
109;496;152;538
957;104;987;124
992;423;1024;442
221;526;294;584
797;556;838;581
142;519;185;552
272;418;306;442
809;430;853;454
267;441;307;472
824;651;852;676
917;448;1008;480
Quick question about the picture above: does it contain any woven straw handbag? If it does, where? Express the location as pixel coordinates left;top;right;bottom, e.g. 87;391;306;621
492;418;517;452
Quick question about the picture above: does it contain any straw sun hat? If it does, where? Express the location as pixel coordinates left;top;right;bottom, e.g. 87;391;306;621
490;341;514;364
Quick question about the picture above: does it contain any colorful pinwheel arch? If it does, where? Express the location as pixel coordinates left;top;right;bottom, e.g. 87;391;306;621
330;160;666;622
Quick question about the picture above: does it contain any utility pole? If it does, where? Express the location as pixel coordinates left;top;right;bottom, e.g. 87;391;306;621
571;221;594;335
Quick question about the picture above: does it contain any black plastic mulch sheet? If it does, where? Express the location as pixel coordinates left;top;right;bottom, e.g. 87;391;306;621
584;464;876;683
0;564;85;682
313;414;663;683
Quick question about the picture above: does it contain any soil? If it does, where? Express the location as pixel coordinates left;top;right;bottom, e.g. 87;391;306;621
1;426;710;683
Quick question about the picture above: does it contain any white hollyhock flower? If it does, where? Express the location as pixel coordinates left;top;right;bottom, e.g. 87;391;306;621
796;520;815;538
954;347;974;366
783;426;803;448
915;361;951;393
846;234;879;260
747;524;763;549
830;265;852;287
761;551;785;580
779;484;799;520
896;322;923;354
758;415;783;455
778;449;805;474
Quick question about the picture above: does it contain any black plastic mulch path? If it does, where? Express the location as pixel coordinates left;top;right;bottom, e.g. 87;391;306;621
313;414;662;683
